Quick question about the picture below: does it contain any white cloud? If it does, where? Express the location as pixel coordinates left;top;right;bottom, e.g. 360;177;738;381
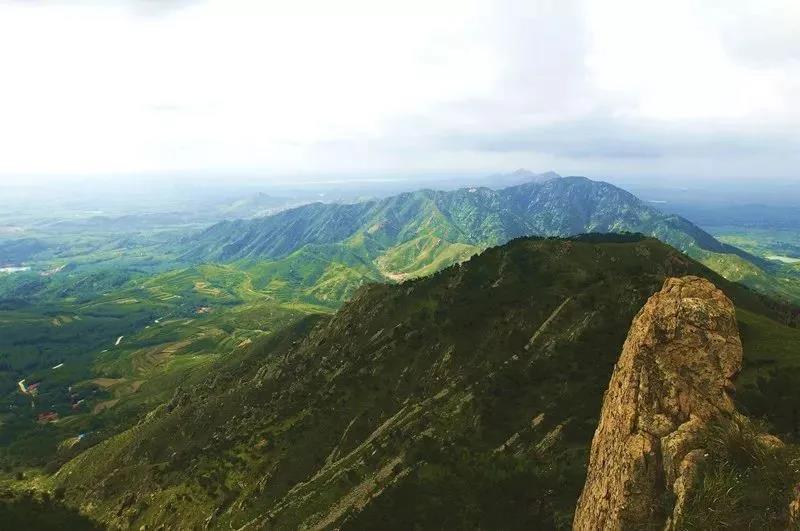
584;0;795;122
0;0;797;181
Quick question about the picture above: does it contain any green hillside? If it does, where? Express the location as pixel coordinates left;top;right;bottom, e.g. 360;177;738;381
48;236;800;529
0;262;326;471
2;176;797;480
183;176;796;305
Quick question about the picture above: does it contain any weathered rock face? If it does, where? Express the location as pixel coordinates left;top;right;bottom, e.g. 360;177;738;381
790;485;800;527
573;276;743;531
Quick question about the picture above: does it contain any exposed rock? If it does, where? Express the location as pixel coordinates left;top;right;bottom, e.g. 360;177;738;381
573;276;743;530
790;484;800;528
757;433;785;450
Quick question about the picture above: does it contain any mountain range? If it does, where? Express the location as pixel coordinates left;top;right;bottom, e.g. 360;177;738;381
51;235;800;529
2;173;799;529
182;175;792;305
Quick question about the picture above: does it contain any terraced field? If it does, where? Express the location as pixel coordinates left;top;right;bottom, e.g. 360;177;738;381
0;263;330;471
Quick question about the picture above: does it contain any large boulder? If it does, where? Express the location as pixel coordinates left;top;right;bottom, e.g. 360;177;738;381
573;276;743;530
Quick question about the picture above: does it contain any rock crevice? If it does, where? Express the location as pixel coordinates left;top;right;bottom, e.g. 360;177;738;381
573;276;743;530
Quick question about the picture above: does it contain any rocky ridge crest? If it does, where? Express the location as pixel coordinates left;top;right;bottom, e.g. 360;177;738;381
573;276;743;530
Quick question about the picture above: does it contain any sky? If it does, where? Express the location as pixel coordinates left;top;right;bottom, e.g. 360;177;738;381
0;0;798;184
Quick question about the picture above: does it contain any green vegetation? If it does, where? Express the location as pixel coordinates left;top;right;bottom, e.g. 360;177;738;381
344;441;561;530
680;416;800;530
183;177;800;307
714;228;800;263
0;259;326;471
41;236;799;529
1;175;799;528
0;486;101;530
711;228;800;301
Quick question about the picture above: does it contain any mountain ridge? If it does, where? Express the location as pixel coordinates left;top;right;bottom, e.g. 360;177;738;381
49;235;800;529
180;176;786;305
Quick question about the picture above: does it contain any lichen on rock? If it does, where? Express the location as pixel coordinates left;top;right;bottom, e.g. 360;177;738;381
573;276;743;530
790;484;800;528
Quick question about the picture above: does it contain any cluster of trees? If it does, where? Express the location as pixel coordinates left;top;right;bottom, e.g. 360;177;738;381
0;488;101;530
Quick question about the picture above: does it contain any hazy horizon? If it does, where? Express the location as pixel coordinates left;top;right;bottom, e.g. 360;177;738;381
0;0;798;186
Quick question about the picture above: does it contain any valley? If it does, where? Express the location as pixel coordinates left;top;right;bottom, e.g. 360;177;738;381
3;2;798;526
0;261;329;469
43;236;800;529
1;174;799;529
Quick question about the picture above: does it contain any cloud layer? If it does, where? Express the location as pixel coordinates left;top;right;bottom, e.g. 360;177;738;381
0;0;797;182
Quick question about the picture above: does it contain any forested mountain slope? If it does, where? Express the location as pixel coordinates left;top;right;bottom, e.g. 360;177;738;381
184;176;793;304
52;235;800;529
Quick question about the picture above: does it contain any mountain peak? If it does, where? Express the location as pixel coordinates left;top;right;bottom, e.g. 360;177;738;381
477;169;562;189
507;168;562;182
511;168;560;175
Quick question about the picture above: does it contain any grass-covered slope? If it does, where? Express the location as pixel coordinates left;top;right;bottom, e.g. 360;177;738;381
183;176;794;305
50;235;800;529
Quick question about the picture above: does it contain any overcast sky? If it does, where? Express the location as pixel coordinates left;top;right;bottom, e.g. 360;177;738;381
0;0;798;184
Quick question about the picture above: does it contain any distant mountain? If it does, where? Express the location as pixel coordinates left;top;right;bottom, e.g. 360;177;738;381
182;176;789;304
476;168;562;188
33;194;307;234
54;235;800;529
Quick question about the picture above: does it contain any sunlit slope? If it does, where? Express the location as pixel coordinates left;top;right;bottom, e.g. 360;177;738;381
183;176;794;304
52;236;800;529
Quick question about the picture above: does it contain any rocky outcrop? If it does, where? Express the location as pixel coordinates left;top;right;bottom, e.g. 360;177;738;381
790;485;800;527
573;276;743;530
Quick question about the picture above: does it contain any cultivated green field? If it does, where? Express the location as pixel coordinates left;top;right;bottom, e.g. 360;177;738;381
0;249;330;472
